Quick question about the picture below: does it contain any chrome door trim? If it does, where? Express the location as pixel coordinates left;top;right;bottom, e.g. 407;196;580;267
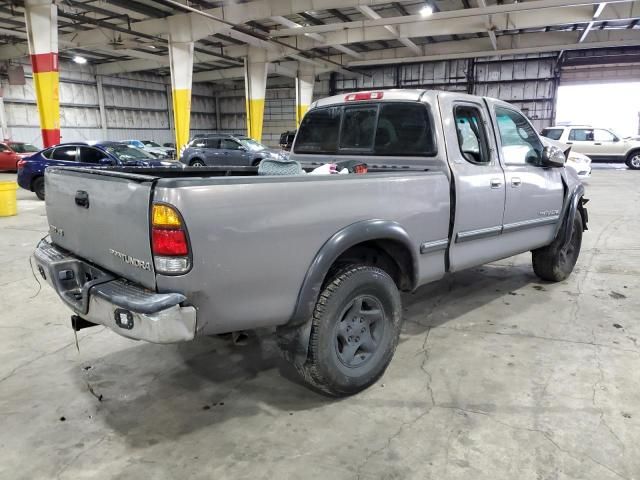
420;238;449;254
456;225;502;243
503;215;559;233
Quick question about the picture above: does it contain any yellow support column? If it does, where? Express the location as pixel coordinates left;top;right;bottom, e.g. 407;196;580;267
24;0;59;147
244;48;269;142
295;65;315;127
168;40;194;157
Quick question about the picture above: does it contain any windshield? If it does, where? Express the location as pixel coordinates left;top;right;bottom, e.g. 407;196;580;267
9;143;39;153
239;138;266;152
144;141;161;147
104;144;154;161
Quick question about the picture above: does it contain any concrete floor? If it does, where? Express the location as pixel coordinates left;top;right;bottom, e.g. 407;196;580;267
0;166;638;480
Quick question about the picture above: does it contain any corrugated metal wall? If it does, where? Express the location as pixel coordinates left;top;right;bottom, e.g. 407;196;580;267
2;61;217;148
329;54;560;131
2;55;563;148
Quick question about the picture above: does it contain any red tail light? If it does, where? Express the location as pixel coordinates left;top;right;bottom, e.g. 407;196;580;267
151;204;190;274
354;165;368;174
17;160;27;169
152;229;188;256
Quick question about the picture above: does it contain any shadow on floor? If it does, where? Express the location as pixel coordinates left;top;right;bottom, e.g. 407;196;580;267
73;261;543;446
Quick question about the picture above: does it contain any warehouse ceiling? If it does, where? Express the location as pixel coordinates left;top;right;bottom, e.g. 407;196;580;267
0;0;639;79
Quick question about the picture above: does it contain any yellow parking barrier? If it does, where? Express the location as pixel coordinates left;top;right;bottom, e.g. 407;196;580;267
0;181;18;217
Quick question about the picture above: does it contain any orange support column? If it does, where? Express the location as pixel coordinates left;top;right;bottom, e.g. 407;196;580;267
24;0;59;147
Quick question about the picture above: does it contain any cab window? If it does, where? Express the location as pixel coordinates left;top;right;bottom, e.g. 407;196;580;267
495;107;543;165
375;103;436;156
295;107;341;154
454;105;490;164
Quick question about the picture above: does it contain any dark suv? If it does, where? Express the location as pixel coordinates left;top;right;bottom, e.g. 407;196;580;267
180;134;278;167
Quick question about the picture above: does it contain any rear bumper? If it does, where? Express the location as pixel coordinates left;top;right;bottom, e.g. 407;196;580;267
33;240;196;343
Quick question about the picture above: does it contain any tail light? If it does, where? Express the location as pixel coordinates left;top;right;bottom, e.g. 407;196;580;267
17;160;27;169
151;204;190;274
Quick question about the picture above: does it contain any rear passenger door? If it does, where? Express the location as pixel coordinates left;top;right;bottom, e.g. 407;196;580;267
488;101;564;252
438;94;506;271
566;128;596;156
203;138;221;164
220;138;249;165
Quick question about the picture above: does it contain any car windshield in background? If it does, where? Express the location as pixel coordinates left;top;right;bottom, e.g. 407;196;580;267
104;145;153;161
10;143;39;153
239;138;266;152
541;128;564;140
294;103;437;156
144;141;161;147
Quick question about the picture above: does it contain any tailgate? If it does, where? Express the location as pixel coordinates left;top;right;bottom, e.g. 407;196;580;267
45;167;157;289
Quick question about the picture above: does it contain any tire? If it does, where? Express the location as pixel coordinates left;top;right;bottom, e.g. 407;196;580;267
189;159;205;167
625;151;640;170
532;210;583;282
292;264;402;397
33;176;45;201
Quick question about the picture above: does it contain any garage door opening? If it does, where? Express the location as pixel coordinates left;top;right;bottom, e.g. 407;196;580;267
555;82;640;138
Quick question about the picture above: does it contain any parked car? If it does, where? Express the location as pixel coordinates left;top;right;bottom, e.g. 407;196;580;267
33;90;588;396
279;130;296;151
180;133;280;166
541;137;591;180
124;139;174;159
163;142;175;149
17;141;179;200
541;125;640;169
142;140;176;159
0;143;21;171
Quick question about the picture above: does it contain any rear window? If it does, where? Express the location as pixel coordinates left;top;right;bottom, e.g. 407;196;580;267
294;102;436;156
541;128;563;140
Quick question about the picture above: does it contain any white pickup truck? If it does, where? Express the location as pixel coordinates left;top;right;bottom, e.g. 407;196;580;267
33;90;588;396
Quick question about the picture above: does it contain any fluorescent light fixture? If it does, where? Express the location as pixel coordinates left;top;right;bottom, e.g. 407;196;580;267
147;45;157;49
420;4;434;17
72;55;87;64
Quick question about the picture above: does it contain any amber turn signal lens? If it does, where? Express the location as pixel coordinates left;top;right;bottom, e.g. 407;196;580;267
152;204;182;228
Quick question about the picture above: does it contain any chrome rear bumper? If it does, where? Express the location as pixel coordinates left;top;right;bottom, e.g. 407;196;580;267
33;240;196;343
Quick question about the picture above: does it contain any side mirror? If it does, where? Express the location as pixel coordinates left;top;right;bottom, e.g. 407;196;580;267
613;137;620;143
541;146;566;168
99;157;116;166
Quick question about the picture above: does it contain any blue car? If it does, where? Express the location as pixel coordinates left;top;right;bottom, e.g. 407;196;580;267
17;141;180;200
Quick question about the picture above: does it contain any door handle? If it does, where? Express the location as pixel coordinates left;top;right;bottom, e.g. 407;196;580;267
594;142;602;145
75;190;90;209
490;178;502;189
511;177;521;187
566;142;573;145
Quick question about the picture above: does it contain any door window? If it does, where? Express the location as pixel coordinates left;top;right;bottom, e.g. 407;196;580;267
454;105;490;164
495;107;543;165
541;128;563;140
340;106;377;150
0;144;8;152
568;129;594;141
205;138;220;149
51;146;78;162
594;129;616;142
79;147;107;164
221;139;242;150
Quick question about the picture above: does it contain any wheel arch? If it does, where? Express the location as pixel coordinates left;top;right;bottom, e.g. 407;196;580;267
289;219;417;327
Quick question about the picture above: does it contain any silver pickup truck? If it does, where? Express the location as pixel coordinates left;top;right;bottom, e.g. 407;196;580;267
33;90;588;397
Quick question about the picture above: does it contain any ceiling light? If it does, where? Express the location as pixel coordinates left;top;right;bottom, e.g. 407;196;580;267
72;55;87;64
147;45;157;49
420;5;434;17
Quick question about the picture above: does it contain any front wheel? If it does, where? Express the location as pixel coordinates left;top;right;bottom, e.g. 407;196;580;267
33;176;45;201
190;159;205;167
290;264;402;397
625;152;640;170
532;210;583;282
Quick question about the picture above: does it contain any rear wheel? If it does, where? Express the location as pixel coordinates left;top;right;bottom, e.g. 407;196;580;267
289;264;402;397
32;176;45;201
190;159;205;167
625;151;640;170
532;210;583;282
